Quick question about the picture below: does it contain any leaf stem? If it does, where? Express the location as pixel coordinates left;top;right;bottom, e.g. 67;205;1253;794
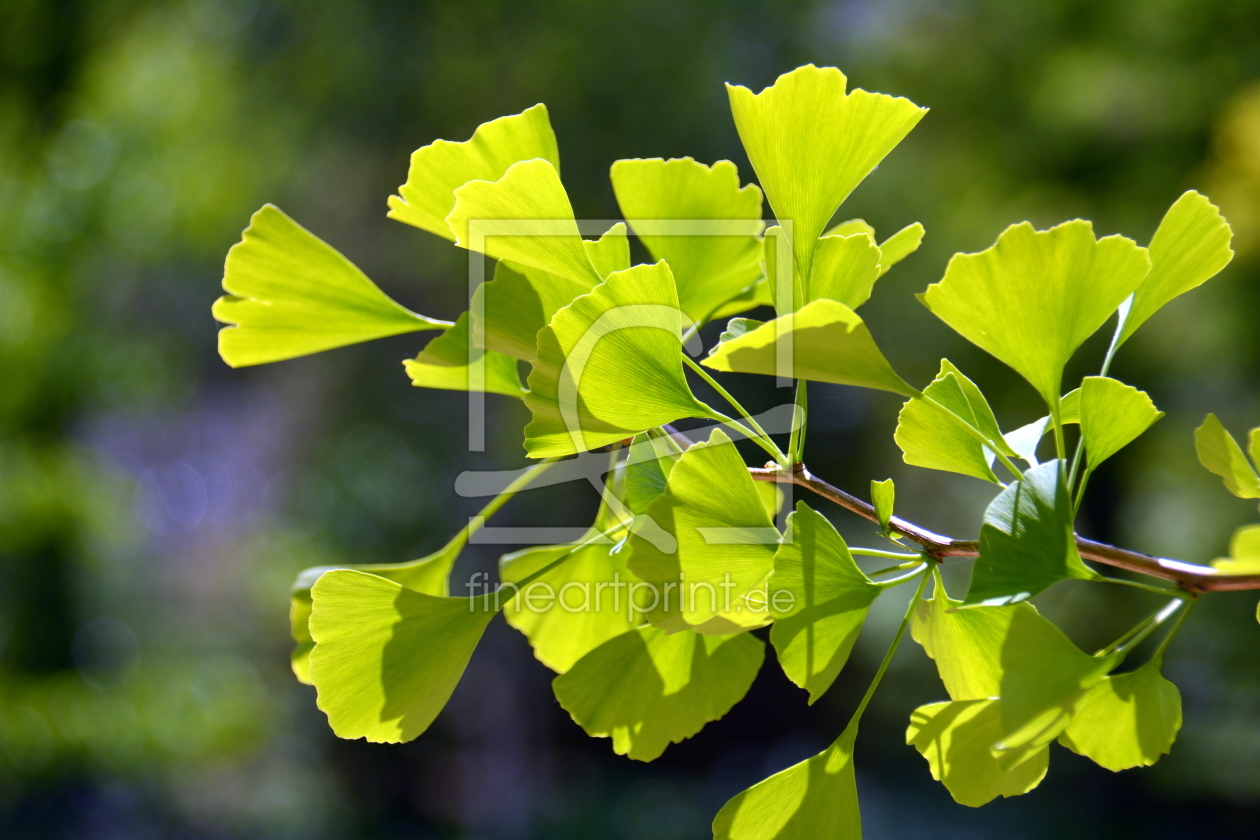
1151;597;1195;662
915;392;1023;480
1101;598;1185;657
457;457;560;550
848;569;931;727
480;524;622;611
874;564;930;588
682;355;787;465
866;559;926;577
851;548;922;560
1098;574;1184;598
788;379;808;463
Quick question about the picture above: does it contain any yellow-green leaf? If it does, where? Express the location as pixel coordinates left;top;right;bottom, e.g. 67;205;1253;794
1212;523;1260;573
1078;376;1163;469
1058;660;1182;771
403;311;525;397
895;360;1008;483
727;65;926;293
871;479;895;533
876;222;925;277
307;570;495;743
213;205;445;367
912;578;1030;701
1118;190;1234;346
769;503;880;702
807;232;881;309
702;298;915;396
524;261;713;457
920;220;1150;405
553;625;764;762
387;104;560;240
610;157;764;323
447;158;602;286
1195;413;1260;499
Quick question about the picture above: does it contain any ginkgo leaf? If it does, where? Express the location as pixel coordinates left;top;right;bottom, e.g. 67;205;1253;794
995;608;1119;767
627;429;779;628
499;537;640;673
907;699;1049;807
1058;659;1182;771
473;225;627;363
1194;413;1260;499
610;157;764;323
553;625;764;762
1212;523;1260;573
289;537;468;684
703;299;916;396
1078;376;1163;469
965;462;1096;607
712;726;861;840
871;479;895;532
920;220;1151;405
1117;190;1234;346
307;570;496;743
727;64;926;292
876;222;925;277
1003;417;1050;467
387;104;560;240
213;205;446;367
402;311;525;397
895;360;1009;483
769;503;881;702
825;218;876;238
624;429;684;516
447;158;602;286
524;261;713;457
807;233;881;309
1060;388;1082;424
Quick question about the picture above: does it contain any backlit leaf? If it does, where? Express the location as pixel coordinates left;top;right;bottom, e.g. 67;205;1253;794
825;218;875;238
807;232;881;309
702;299;916;396
965;462;1096;607
447;158;602;286
624;430;684;516
403;311;525;397
1194;413;1260;499
712;727;861;840
1212;523;1260;573
213;205;445;367
920;220;1150;405
627;429;779;629
907;699;1049;807
307;570;495;743
727;65;926;293
1118;190;1234;346
1003;417;1050;467
524;261;713;457
387;104;560;240
912;578;1030;701
895;360;1008;483
1078;376;1163;469
876;222;925;277
871;479;895;533
769;503;880;702
1058;660;1182;771
611;157;764;322
553;625;764;761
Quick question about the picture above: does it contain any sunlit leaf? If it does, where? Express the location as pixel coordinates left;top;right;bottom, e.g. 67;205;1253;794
710;278;775;320
553;625;764;761
387;104;560;240
1117;190;1234;346
213;205;445;367
920;220;1150;404
627;429;779;628
624;430;685;516
307;570;495;743
995;608;1119;767
825;218;876;238
912;578;1029;700
712;727;861;840
703;299;916;396
769;503;881;702
727;64;926;293
907;699;1049;807
524;261;713;457
871;479;895;533
1078;376;1163;469
1002;417;1049;467
583;220;631;279
289;538;466;684
1059;388;1081;424
500;537;640;673
403;312;525;397
611;157;764;322
876;222;925;277
1212;523;1260;573
1058;660;1182;771
807;232;881;309
447;158;602;286
1194;413;1260;499
895;360;1008;483
965;462;1096;607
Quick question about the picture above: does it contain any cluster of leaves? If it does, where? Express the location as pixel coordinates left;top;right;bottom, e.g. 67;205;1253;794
213;65;1250;838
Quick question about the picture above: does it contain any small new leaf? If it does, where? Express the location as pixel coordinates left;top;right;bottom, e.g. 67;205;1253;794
1212;524;1260;574
403;312;526;397
895;360;1009;483
1194;413;1260;499
871;479;895;533
877;222;925;277
214;205;445;367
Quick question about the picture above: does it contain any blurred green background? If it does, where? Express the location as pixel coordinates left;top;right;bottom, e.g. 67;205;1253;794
2;1;1259;837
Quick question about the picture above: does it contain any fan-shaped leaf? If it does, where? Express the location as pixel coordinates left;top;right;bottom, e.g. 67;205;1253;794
403;311;525;396
213;205;445;367
876;222;925;276
1194;413;1260;499
807;233;881;309
1058;660;1182;771
1212;523;1260;573
895;360;1008;483
387;104;560;240
1078;376;1162;469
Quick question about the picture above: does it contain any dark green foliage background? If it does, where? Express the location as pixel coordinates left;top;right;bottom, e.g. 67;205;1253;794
1;1;1258;837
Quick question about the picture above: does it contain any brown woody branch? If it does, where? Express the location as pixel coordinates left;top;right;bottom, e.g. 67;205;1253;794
749;463;1260;595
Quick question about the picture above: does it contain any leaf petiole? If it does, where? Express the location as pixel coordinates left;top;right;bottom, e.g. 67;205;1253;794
848;569;932;726
914;391;1023;480
682;355;788;466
